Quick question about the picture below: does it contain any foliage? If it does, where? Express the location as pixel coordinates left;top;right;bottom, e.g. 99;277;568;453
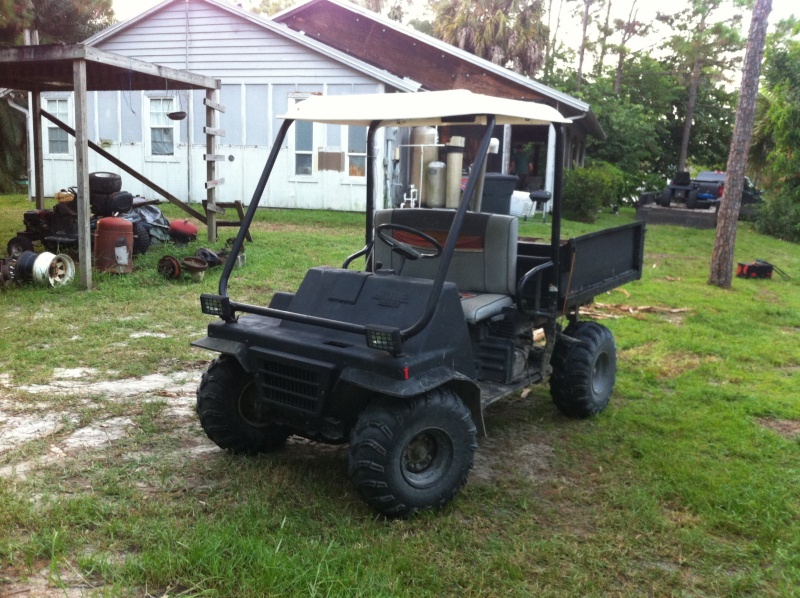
756;191;800;242
431;0;548;76
562;160;628;221
0;98;26;192
0;0;114;45
253;0;295;16
752;17;800;243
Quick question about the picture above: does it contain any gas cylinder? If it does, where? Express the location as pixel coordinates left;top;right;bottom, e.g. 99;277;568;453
94;217;133;273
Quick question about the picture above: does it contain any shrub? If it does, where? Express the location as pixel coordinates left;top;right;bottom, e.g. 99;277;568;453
755;192;800;243
562;161;629;222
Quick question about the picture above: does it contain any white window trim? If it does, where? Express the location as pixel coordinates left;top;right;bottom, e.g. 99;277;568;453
144;96;180;163
288;93;318;183
43;95;73;160
343;125;368;185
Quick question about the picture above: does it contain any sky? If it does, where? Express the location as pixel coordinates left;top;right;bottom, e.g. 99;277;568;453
112;0;798;28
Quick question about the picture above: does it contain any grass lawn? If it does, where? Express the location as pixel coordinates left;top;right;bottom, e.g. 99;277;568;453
0;193;798;596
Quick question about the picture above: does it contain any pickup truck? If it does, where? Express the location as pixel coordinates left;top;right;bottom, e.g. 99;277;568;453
654;171;763;220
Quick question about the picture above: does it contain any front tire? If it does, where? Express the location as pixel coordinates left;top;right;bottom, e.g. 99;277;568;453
550;322;616;418
196;355;291;454
348;388;477;518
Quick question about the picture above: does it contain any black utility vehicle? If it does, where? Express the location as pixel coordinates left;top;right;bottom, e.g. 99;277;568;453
193;91;646;517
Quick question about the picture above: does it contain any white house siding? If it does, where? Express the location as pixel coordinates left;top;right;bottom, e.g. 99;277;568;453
39;0;391;211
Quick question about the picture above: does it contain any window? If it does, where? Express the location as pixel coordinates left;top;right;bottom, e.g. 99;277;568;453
347;125;367;177
46;99;69;155
149;97;175;156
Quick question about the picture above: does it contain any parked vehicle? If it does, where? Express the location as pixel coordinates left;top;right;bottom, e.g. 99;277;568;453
192;90;646;517
653;170;763;219
692;171;763;219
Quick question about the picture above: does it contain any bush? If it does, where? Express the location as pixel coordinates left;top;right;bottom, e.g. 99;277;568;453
755;192;800;243
562;161;630;222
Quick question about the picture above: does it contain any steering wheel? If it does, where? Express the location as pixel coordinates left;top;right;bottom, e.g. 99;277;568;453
376;223;443;261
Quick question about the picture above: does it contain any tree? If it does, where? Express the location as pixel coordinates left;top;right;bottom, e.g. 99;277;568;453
253;0;295;16
659;0;749;172
0;0;114;45
611;2;650;94
709;0;772;288
432;0;549;77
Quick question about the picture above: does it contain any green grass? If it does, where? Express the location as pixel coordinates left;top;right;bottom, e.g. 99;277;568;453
1;194;799;596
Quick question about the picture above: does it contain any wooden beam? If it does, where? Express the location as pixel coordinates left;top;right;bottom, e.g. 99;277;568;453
206;88;218;243
205;178;225;189
203;127;225;137
40;110;207;223
73;58;92;290
203;153;226;161
31;93;44;209
203;97;226;112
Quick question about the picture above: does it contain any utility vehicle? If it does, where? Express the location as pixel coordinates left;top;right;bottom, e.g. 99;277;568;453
193;90;645;517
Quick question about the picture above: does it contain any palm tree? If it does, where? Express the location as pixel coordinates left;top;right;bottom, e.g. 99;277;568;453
432;0;548;77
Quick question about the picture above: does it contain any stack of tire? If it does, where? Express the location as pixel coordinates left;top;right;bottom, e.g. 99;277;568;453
89;172;150;256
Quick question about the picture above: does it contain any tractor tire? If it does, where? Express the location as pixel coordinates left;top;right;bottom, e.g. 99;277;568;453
89;172;122;194
348;387;477;518
131;221;150;256
196;355;291;455
686;189;699;209
550;321;616;418
658;187;672;207
7;235;34;258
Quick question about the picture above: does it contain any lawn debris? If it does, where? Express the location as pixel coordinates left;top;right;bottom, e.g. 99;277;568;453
583;302;692;320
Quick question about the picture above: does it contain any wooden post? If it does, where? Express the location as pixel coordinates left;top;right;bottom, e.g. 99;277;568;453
206;88;217;243
31;93;44;209
73;58;92;290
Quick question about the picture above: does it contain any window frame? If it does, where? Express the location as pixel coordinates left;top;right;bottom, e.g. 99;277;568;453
144;96;180;162
43;95;72;159
344;124;368;182
288;93;318;182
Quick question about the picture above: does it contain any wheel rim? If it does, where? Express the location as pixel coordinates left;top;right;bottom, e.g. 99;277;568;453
238;380;271;428
592;351;613;396
401;428;453;489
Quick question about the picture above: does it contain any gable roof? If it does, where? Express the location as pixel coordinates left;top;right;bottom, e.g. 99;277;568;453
85;0;421;92
274;0;603;139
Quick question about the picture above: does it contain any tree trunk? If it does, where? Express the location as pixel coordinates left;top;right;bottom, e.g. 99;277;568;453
678;56;702;172
595;0;612;77
614;50;625;94
576;0;592;90
709;0;772;288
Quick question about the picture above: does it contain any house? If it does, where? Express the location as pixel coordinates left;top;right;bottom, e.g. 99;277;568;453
32;0;599;212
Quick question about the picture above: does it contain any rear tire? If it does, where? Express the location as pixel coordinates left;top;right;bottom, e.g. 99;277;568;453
348;388;477;518
658;187;672;207
7;235;34;258
196;355;291;455
131;221;150;256
550;322;616;418
686;189;699;209
89;172;122;194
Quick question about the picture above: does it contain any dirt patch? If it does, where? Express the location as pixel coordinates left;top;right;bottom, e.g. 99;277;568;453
757;418;800;439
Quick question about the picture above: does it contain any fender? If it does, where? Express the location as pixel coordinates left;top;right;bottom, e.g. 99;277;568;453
191;336;251;372
338;365;486;436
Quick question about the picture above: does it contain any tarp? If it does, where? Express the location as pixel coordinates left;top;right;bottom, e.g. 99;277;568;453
279;89;569;127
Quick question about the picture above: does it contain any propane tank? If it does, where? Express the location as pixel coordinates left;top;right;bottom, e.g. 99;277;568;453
445;136;465;208
94;217;133;273
409;127;437;205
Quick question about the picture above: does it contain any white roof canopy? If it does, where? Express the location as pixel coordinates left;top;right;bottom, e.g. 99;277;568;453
279;89;569;127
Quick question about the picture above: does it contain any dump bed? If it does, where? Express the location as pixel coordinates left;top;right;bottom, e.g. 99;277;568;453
517;220;646;311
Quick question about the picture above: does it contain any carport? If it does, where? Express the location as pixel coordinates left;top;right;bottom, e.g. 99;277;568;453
0;43;222;289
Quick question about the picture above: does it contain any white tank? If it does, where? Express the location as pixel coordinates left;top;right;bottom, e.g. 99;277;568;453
410;127;438;204
426;161;447;208
446;136;465;208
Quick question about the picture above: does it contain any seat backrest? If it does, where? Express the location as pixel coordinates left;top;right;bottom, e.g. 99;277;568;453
373;209;518;295
673;171;692;186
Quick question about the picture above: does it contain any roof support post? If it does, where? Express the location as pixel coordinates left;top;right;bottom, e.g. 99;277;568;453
73;57;92;290
31;92;44;209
